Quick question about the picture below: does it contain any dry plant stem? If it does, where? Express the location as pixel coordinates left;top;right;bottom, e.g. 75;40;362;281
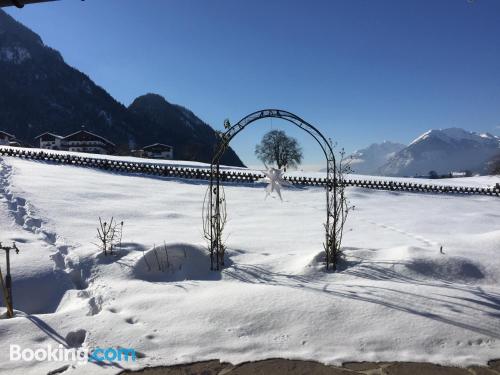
142;248;151;271
96;217;123;256
325;146;353;270
164;242;169;269
153;245;161;271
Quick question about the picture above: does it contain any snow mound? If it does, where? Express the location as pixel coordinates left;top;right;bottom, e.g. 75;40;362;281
133;243;223;282
402;256;486;283
300;251;329;274
5;268;74;314
1;157;500;373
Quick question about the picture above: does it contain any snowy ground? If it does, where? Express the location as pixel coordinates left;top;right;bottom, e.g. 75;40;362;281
0;156;499;375
286;171;500;188
0;146;248;171
2;146;499;188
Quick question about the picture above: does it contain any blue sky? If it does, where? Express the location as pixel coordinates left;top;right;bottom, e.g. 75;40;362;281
6;0;500;168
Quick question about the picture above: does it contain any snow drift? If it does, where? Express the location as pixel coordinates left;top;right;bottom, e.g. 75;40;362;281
403;256;486;284
0;156;499;375
133;243;224;282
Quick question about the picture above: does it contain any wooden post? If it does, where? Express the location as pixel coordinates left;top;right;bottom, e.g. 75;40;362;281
5;248;12;310
0;266;13;318
0;242;19;318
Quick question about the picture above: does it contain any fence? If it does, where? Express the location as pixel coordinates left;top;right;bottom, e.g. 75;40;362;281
0;147;498;197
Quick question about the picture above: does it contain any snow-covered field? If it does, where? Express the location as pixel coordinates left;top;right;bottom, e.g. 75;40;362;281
2;146;499;188
287;171;500;188
0;156;499;375
0;146;249;171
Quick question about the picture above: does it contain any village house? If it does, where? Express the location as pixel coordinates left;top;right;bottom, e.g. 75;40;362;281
34;132;64;150
63;130;115;154
141;143;174;159
34;130;115;155
0;130;17;146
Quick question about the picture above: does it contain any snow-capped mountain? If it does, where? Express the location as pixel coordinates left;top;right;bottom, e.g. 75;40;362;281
349;141;405;175
378;128;500;176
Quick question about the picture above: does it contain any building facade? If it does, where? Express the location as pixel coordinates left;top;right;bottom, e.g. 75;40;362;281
141;143;173;159
63;130;115;154
34;132;64;150
34;130;115;155
0;131;16;146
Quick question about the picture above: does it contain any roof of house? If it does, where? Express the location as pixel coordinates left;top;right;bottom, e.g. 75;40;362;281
34;132;64;140
142;143;173;151
63;130;115;147
0;130;15;139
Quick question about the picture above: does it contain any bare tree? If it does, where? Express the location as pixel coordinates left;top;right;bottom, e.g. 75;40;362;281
96;217;123;256
428;170;438;179
324;146;354;270
255;130;303;171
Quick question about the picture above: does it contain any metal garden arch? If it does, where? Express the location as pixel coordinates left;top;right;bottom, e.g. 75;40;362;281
204;109;338;271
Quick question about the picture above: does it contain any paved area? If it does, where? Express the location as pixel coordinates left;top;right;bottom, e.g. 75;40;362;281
121;358;500;375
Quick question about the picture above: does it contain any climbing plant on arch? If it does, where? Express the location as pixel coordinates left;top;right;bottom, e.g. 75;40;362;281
203;109;346;271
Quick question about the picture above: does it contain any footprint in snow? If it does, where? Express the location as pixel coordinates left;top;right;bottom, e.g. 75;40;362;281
65;329;87;348
125;317;139;325
87;296;103;316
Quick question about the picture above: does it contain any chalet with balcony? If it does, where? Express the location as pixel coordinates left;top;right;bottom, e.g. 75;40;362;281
63;130;115;154
141;143;173;159
34;132;64;150
34;129;115;155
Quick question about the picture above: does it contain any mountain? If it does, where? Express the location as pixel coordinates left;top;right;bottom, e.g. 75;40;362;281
0;10;244;166
488;152;500;175
378;128;500;176
128;94;243;166
348;141;405;175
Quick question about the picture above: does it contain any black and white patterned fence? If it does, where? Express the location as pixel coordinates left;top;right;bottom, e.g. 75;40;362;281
0;147;498;197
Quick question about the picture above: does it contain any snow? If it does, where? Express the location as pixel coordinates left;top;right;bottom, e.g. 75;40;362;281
348;141;406;175
2;146;498;188
409;128;500;147
0;46;31;64
384;128;500;177
0;156;499;374
289;171;499;188
0;146;248;171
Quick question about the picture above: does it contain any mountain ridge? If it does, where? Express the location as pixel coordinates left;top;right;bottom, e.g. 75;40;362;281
0;9;244;166
349;141;406;175
378;127;500;176
348;128;499;176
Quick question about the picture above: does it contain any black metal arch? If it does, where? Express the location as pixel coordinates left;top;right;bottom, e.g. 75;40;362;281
204;109;338;270
213;109;335;164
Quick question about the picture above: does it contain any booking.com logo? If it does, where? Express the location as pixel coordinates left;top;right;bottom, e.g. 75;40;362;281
10;344;137;365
